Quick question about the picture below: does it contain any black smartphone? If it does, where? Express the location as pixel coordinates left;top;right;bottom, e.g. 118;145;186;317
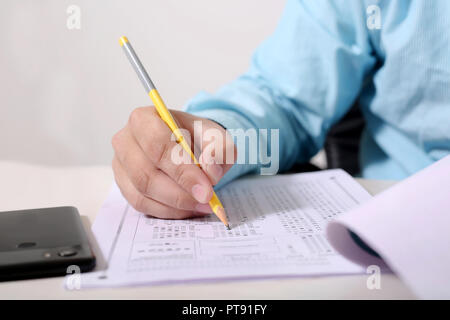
0;206;96;281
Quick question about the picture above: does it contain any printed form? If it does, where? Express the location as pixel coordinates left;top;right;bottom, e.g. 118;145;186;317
81;170;372;287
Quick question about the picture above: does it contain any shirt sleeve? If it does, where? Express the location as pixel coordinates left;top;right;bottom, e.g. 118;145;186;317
186;0;377;187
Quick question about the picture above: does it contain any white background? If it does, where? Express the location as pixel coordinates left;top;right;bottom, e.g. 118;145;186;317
0;0;285;166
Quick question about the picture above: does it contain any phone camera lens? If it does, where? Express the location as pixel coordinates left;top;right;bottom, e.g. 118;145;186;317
58;249;77;257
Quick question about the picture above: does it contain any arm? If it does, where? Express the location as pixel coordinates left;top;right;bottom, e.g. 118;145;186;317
187;0;377;186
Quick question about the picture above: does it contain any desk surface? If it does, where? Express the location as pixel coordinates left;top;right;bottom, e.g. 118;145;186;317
0;161;415;299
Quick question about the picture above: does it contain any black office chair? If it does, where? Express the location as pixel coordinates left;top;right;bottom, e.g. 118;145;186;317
324;103;364;176
286;103;365;176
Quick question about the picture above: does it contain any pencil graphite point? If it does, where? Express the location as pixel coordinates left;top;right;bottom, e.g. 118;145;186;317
215;206;229;229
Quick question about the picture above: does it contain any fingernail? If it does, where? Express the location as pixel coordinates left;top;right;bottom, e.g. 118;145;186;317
195;203;213;214
209;163;223;184
192;184;210;203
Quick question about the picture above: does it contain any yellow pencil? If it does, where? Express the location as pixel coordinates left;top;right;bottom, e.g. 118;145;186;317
119;36;230;229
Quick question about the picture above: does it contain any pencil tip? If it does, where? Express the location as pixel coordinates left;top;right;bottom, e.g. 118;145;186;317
215;207;230;230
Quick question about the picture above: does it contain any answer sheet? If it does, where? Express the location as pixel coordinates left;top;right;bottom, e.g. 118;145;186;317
81;170;372;287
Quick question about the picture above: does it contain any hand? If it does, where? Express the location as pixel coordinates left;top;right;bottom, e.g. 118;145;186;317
112;107;236;219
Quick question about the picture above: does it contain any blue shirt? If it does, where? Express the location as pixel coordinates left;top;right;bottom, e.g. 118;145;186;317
186;0;450;185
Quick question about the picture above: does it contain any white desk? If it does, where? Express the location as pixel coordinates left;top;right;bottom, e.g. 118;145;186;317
0;161;415;299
